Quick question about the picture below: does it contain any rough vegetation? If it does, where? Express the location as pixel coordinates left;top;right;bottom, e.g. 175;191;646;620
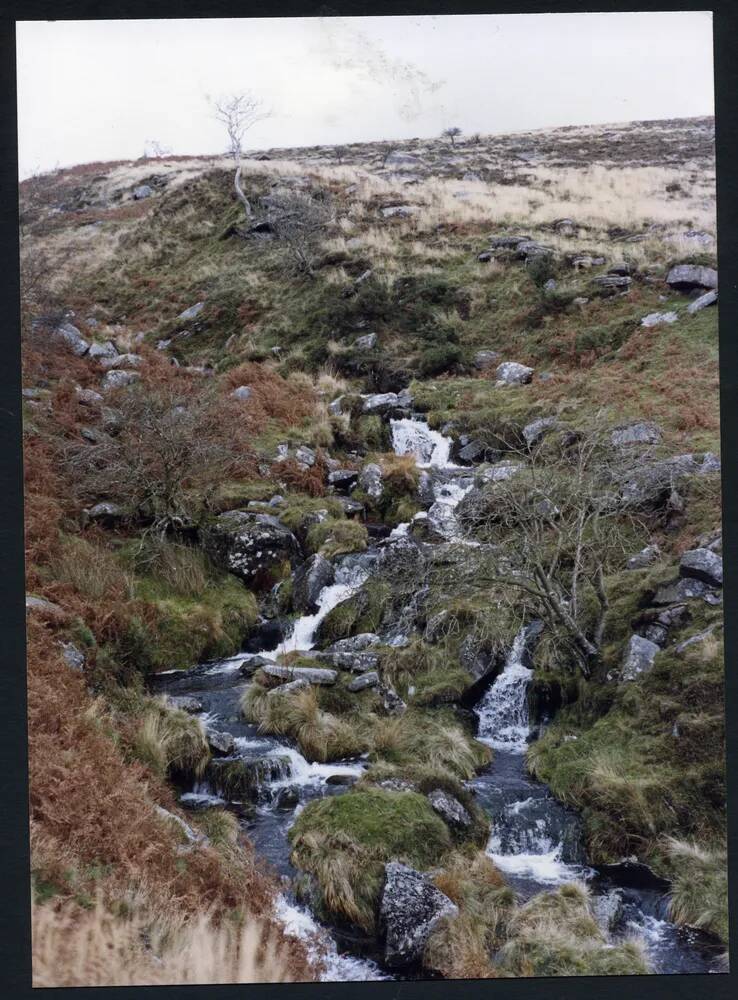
22;116;726;982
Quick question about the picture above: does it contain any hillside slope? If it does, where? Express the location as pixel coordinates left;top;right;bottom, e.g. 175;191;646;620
21;117;726;982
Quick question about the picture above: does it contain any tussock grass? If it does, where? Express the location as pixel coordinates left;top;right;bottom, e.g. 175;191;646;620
242;681;368;763
665;838;729;943
129;705;210;781
495;883;650;977
372;710;491;780
425;850;514;978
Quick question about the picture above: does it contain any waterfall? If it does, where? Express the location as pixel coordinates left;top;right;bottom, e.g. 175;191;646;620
476;628;533;752
390;417;456;468
275;564;367;655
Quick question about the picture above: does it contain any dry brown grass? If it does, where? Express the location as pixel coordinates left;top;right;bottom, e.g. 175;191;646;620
32;895;299;986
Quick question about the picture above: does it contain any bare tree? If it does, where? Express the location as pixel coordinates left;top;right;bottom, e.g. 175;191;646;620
442;127;462;147
267;190;333;276
212;93;270;220
380;145;398;169
64;378;253;535
457;424;642;677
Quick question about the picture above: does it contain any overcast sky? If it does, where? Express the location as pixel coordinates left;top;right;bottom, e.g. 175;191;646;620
16;11;714;178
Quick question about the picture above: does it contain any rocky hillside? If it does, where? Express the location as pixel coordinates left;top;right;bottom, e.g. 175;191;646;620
21;116;726;984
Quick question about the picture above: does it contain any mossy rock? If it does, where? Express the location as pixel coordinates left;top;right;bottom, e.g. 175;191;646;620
288;788;452;932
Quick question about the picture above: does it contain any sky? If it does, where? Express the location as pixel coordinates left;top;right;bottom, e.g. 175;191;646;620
16;12;714;178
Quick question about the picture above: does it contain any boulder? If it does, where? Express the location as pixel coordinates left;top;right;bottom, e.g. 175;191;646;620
326;633;380;653
201;510;301;584
178;302;205;322
428;789;472;830
358;463;384;501
266;677;312;699
379;862;458;969
687;289;718;314
473;350;500;370
100;353;143;370
675;625;720;656
208;731;236;756
52;321;90;356
523;416;557;448
166;695;204;714
75;387;104;406
87;340;118;360
611;422;661;447
640;311;678;327
317;650;380;673
292;554;335;614
379;684;407;717
25;595;65;619
616;454;699;510
59;642;85;671
335;497;365;517
327;468;360;490
489;235;531;248
514;240;554;259
653;577;712;605
347;670;379;692
274;785;300;809
621;635;660;681
354;332;378;350
85;501;126;524
679;547;722;587
384;151;422;167
666;265;717;292
496;361;533;385
262;664;338;686
328;396;345;415
232;385;252;401
102;370;140;391
380;205;416;219
294;445;317;468
362;392;401;414
627;544;660;570
133;184;154;200
592;274;631;293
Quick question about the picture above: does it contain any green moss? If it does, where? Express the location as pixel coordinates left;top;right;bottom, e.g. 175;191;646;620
288;788;452;931
315;579;390;645
527;632;726;864
306;518;367;558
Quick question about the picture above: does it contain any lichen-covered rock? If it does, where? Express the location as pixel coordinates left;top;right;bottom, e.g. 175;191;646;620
262;664;338;686
687;289;718;314
640;311;678;327
428;789;472;830
292;553;334;614
666;264;717;292
653;577;712;605
347;670;379;692
496;361;534;385
100;353;143;370
379;862;458;969
679;547;723;587
102;370;140;391
208;730;236;756
611;421;661;447
359;462;384;501
621;635;660;681
202;510;300;584
523;416;557;447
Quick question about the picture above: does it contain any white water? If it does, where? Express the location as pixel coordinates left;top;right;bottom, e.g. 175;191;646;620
276;563;369;655
257;743;366;790
390;417;456;468
478;629;592;885
427;479;476;542
476;629;533;752
275;896;388;981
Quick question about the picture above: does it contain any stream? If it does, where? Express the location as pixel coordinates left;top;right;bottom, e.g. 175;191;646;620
152;416;723;980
